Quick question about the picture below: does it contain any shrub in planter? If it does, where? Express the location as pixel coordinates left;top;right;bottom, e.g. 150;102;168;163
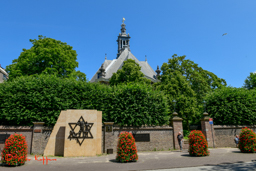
189;130;209;156
116;131;138;162
1;133;28;166
239;127;256;153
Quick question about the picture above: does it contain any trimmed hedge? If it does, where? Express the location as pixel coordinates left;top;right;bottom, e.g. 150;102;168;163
205;87;256;125
0;75;169;126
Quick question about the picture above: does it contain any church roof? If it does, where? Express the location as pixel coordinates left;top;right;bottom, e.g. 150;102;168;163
0;66;8;76
90;49;157;83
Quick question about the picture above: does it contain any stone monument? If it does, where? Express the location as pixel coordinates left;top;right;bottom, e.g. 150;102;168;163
44;110;102;157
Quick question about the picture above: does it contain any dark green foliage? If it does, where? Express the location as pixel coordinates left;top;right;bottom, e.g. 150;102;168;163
0;75;169;126
154;70;199;129
205;87;256;125
6;35;86;81
159;54;226;102
243;72;256;90
109;59;151;86
154;54;226;128
108;83;169;126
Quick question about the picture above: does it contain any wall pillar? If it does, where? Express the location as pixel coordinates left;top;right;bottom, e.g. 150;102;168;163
32;122;45;154
104;122;115;154
172;112;183;149
201;112;215;148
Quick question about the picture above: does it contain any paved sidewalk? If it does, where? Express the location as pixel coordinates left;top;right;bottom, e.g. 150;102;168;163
1;148;256;171
146;162;256;171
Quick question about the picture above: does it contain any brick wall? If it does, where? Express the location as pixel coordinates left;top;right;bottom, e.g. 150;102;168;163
214;125;256;148
104;126;174;153
201;120;216;148
32;127;53;154
0;126;33;154
172;121;183;149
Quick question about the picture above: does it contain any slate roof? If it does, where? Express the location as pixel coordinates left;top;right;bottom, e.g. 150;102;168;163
0;66;8;76
90;49;157;83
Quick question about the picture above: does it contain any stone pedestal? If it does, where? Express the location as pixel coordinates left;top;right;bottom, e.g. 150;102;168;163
201;112;215;148
44;110;102;157
104;122;115;154
172;112;183;150
32;122;45;154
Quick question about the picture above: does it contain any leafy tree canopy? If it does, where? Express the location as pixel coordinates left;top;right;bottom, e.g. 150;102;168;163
6;35;86;81
154;70;199;129
243;72;256;90
109;59;151;86
154;54;227;127
159;54;227;102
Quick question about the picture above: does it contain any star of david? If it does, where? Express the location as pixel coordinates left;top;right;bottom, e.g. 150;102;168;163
68;116;93;146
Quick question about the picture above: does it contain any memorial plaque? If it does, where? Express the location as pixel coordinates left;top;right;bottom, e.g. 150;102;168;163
68;116;94;146
133;133;150;142
34;129;41;133
0;134;10;143
106;125;112;132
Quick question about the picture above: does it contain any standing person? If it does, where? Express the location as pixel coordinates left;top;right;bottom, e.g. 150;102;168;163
234;135;239;148
177;132;183;152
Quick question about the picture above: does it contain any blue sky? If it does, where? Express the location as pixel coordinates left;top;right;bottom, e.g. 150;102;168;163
1;0;255;87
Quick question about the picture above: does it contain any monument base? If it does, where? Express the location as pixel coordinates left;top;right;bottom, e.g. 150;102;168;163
44;110;102;157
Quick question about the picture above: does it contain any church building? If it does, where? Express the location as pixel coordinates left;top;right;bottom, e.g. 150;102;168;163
0;65;8;83
90;20;161;84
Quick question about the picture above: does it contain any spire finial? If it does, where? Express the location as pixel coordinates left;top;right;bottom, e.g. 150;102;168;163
145;55;147;62
121;18;126;35
105;53;107;60
99;64;106;78
155;65;161;80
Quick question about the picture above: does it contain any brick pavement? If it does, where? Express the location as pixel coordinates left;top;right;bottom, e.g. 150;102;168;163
0;148;256;171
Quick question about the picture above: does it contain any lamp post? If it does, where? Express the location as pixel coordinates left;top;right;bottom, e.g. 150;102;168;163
172;99;177;112
202;100;206;113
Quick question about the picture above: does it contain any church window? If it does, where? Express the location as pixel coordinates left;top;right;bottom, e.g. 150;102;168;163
123;40;125;45
3;74;7;81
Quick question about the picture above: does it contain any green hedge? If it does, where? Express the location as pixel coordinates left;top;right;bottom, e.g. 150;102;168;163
0;75;169;126
205;87;256;125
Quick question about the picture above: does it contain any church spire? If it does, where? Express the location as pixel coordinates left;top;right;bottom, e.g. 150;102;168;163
116;18;131;59
121;18;126;35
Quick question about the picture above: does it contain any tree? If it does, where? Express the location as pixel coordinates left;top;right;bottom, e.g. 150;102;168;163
154;70;199;129
154;54;227;128
6;35;86;81
243;72;256;90
160;54;227;102
109;59;151;86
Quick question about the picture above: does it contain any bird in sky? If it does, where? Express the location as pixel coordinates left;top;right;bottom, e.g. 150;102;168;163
222;33;227;36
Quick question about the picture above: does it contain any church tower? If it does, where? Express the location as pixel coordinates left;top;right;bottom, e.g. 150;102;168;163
116;18;131;58
90;19;159;84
